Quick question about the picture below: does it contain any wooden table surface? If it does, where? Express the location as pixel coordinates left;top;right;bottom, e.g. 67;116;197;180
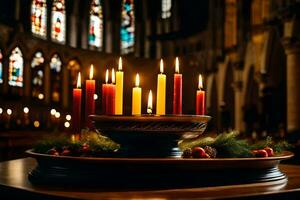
1;158;300;199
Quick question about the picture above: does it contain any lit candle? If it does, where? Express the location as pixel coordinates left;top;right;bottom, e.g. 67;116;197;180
106;68;116;115
196;74;205;115
102;69;109;114
132;73;142;115
115;57;124;115
147;90;153;114
85;65;95;128
173;57;182;114
72;72;82;139
156;59;166;115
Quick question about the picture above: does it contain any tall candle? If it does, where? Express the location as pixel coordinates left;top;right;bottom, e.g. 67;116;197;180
196;74;205;115
85;65;95;128
106;68;116;115
132;73;142;115
156;59;166;115
147;90;153;114
173;57;182;114
72;72;82;139
115;57;124;115
102;69;109;114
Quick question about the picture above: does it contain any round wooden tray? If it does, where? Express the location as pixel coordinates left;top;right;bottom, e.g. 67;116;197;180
90;115;211;157
26;150;293;188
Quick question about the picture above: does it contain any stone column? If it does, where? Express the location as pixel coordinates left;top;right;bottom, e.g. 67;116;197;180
233;65;244;132
283;43;300;134
283;16;300;135
62;62;69;109
44;61;51;104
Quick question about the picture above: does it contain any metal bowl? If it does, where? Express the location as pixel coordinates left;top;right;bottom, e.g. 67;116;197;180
90;115;211;158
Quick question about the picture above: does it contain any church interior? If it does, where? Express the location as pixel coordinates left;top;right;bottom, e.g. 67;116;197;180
1;0;300;198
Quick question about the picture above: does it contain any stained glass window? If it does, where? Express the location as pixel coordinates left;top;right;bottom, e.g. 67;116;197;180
50;54;62;102
89;0;103;49
8;47;24;87
162;0;172;19
120;0;135;54
31;0;47;38
31;52;45;100
51;0;66;43
0;50;3;84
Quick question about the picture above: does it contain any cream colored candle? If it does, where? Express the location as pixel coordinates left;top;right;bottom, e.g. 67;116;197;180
156;59;166;115
115;57;124;115
132;73;142;115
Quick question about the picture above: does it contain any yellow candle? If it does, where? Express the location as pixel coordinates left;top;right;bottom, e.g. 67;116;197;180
115;57;124;115
147;90;153;114
132;73;142;115
156;59;166;115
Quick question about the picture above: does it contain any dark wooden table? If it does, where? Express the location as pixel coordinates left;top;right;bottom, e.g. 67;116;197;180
1;158;300;199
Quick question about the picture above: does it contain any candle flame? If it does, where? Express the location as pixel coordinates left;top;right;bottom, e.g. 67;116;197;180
175;57;179;73
89;64;94;80
112;68;115;84
76;72;81;88
147;90;153;114
198;74;203;90
105;69;109;83
118;57;122;71
135;73;140;87
160;59;164;73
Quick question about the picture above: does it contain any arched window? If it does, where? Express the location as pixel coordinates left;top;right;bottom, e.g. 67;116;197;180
31;0;47;38
0;50;3;84
162;0;172;19
89;0;103;49
8;47;24;87
31;51;45;100
67;59;80;87
50;54;62;102
120;0;135;54
51;0;66;43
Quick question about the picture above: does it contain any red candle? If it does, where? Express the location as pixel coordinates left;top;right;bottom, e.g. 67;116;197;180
85;65;95;128
72;72;82;138
173;57;182;114
102;69;109;114
106;68;116;115
196;74;205;115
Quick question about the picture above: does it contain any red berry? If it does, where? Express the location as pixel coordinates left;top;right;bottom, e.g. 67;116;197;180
192;147;206;158
255;149;268;157
264;147;274;157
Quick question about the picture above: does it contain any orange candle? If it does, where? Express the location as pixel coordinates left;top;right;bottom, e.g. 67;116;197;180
85;65;95;128
106;68;116;115
196;74;205;115
72;72;82;138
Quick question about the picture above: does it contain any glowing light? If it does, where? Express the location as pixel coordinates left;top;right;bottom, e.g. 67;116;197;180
111;68;115;84
105;69;109;83
135;73;140;87
118;57;122;71
94;94;98;100
175;57;179;73
34;120;40;128
147;90;153;114
198;74;203;90
7;109;12;116
38;93;44;99
23;107;29;114
77;72;81;88
160;59;164;73
66;114;71;121
0;108;3;114
89;64;94;80
50;108;56;115
55;112;61;118
64;121;70;128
